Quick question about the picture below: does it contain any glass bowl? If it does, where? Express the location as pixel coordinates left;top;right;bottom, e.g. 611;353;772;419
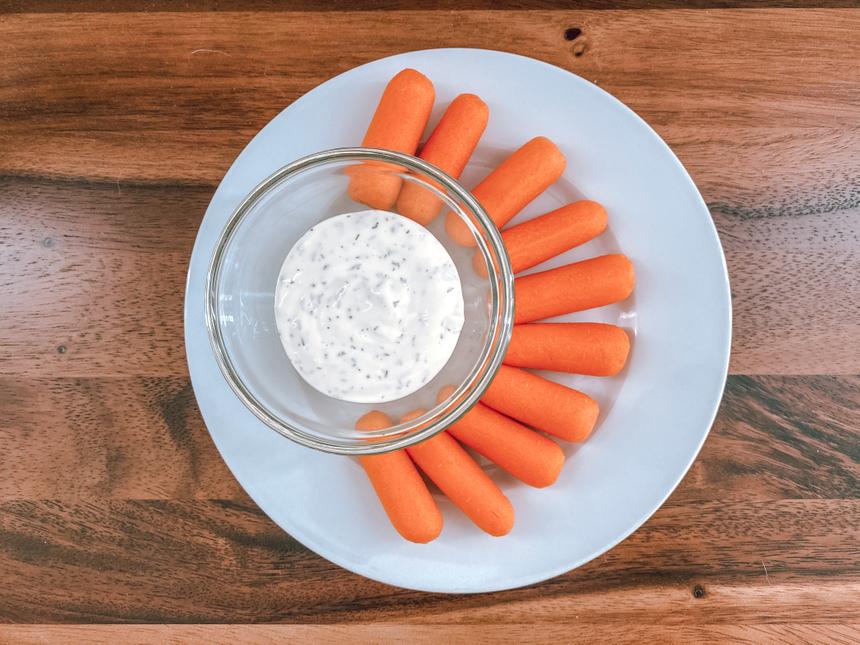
206;148;513;455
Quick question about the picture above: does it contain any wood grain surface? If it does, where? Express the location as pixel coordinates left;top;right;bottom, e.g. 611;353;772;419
1;4;858;642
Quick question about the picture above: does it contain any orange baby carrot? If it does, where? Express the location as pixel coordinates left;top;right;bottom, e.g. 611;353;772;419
403;409;514;537
348;69;435;210
446;136;566;246
514;254;635;324
473;200;608;276
437;386;564;488
481;365;599;442
356;411;443;544
505;323;630;376
396;94;489;225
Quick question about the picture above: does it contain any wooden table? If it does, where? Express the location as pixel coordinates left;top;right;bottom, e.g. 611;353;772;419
1;3;858;642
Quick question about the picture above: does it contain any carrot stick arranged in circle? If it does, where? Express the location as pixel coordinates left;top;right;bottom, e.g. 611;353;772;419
473;200;608;276
446;136;566;246
505;323;630;376
396;94;489;225
514;254;635;324
437;386;564;488
356;411;443;544
403;409;514;537
482;366;599;442
348;69;435;210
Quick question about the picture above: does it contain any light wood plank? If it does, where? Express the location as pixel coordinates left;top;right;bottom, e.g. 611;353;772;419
0;178;202;377
2;624;860;645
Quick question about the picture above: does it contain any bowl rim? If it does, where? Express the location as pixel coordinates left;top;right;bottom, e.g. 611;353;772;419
205;146;515;455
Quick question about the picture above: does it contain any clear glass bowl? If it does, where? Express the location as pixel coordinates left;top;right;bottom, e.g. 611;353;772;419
206;148;513;455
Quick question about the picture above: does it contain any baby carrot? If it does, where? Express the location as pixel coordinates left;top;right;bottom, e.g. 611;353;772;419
348;69;435;210
403;409;514;537
356;411;443;544
396;94;489;225
505;323;630;376
446;136;566;246
437;386;564;488
473;200;608;276
481;366;599;442
514;254;635;324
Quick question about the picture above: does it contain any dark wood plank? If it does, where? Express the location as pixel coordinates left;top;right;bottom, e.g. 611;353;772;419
675;375;860;503
2;624;860;644
1;375;857;501
2;1;857;11
0;496;857;623
0;377;245;500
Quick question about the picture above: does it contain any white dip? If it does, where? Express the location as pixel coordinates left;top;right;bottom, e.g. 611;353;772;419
274;210;464;403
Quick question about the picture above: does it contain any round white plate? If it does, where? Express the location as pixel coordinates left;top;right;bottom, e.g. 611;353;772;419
185;48;731;593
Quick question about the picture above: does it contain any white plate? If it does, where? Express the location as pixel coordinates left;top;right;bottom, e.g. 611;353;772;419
184;48;731;593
